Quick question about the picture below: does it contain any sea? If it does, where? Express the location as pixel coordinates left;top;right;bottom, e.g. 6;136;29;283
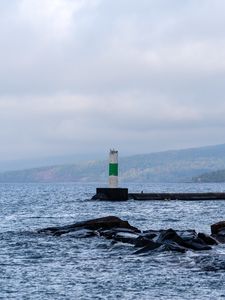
1;182;225;300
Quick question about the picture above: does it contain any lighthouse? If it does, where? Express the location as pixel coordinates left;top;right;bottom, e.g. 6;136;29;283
109;149;118;188
92;149;128;201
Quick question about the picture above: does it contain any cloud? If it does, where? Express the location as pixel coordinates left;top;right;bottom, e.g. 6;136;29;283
0;0;225;162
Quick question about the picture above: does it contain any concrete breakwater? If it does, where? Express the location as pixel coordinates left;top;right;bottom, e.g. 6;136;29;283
129;192;225;201
91;188;225;201
38;216;225;255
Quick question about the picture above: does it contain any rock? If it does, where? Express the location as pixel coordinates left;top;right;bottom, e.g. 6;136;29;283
198;233;218;245
160;242;187;253
142;229;160;240
38;216;140;236
211;221;225;243
211;234;225;243
176;229;197;241
211;230;225;243
156;229;191;249
99;229;140;245
134;236;156;247
37;216;223;255
211;221;225;235
217;228;225;235
63;229;96;238
76;216;140;232
92;193;108;200
134;240;187;254
111;232;140;244
99;227;140;236
184;239;212;251
156;229;211;251
135;229;191;253
133;240;162;254
157;229;185;245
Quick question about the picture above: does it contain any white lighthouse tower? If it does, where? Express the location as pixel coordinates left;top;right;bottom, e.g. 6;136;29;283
109;149;118;188
92;149;128;201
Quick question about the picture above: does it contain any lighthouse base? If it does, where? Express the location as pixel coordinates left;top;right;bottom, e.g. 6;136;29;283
92;188;128;201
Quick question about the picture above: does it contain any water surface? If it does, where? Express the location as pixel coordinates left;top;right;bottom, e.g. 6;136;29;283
1;182;225;299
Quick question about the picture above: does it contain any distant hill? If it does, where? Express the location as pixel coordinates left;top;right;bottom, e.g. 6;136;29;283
1;144;225;183
192;169;225;183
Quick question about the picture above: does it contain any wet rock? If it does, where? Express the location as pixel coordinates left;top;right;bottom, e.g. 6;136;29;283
92;193;109;200
38;216;140;236
159;242;186;253
111;232;140;245
98;227;139;238
217;228;225;235
64;229;96;238
133;240;162;254
157;229;185;245
135;229;188;253
198;233;218;245
37;216;223;255
134;240;186;254
134;236;156;247
211;221;225;235
212;235;225;243
176;229;197;241
184;239;212;251
211;231;225;243
213;229;225;242
142;229;161;240
37;226;60;235
155;229;211;251
156;229;188;249
99;229;140;245
211;221;225;243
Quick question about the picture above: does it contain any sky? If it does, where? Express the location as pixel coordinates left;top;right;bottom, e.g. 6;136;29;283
1;0;225;165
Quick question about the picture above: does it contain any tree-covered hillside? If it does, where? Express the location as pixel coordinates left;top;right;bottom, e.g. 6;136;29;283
192;169;225;183
1;144;225;183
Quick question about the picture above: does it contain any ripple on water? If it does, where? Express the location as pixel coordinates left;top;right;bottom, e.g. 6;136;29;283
0;182;225;299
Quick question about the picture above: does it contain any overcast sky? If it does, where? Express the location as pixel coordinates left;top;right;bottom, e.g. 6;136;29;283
1;0;225;163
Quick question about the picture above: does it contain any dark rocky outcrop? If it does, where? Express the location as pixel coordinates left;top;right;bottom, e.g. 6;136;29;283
134;240;162;254
211;221;225;235
198;232;218;245
38;216;225;255
211;221;225;243
38;216;140;236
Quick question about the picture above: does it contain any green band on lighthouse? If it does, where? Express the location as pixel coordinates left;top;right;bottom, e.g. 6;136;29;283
109;163;118;176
